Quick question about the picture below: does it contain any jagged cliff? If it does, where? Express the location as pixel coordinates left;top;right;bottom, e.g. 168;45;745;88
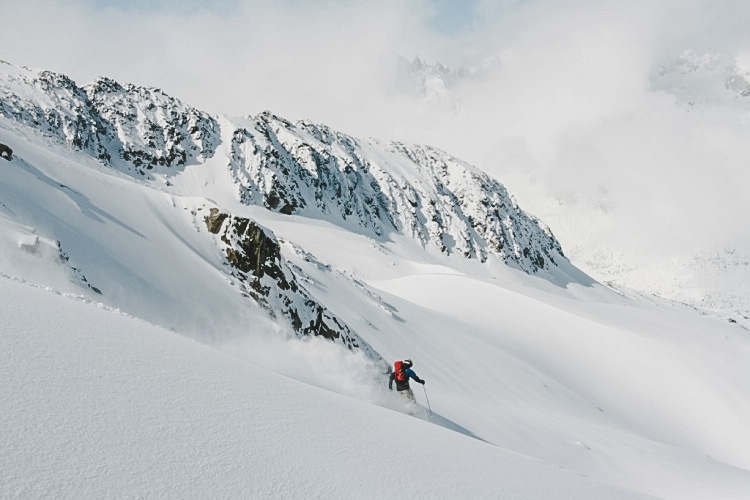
224;112;563;272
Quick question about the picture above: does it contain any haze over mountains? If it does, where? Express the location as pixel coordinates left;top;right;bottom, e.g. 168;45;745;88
396;50;750;322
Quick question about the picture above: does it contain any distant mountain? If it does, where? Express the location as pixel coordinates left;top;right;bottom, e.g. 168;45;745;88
396;56;467;100
652;49;750;110
388;52;750;322
394;56;500;102
0;63;219;173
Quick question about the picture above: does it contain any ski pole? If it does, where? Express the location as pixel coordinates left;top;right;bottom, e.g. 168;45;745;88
422;384;432;416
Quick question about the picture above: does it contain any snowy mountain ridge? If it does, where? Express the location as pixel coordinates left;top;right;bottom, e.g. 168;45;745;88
0;59;571;358
0;60;562;275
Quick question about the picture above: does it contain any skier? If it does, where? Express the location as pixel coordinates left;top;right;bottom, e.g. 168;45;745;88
389;359;425;405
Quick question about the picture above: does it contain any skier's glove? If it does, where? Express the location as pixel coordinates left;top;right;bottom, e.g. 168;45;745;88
419;380;426;385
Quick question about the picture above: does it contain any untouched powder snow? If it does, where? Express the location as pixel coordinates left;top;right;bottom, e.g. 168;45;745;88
257;210;750;500
0;277;649;499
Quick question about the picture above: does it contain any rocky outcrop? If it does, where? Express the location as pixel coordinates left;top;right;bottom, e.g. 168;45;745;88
204;208;380;357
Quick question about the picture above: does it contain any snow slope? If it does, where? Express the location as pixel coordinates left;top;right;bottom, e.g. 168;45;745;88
0;276;650;499
259;209;750;500
2;62;750;498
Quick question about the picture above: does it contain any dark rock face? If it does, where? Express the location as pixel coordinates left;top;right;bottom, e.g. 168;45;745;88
204;208;381;356
227;113;564;273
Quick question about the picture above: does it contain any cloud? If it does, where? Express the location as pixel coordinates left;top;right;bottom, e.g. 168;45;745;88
0;1;424;115
475;0;750;256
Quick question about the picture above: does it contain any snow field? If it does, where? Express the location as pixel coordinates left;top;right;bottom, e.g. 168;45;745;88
0;277;650;499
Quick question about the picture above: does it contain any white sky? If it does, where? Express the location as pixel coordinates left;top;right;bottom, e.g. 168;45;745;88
2;0;750;260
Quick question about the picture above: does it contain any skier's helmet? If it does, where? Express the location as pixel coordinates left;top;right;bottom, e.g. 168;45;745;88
403;359;413;367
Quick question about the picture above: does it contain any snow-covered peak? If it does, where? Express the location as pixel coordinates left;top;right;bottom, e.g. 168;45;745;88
0;61;111;160
726;52;750;97
652;49;750;108
0;62;221;177
83;76;220;174
395;56;474;101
